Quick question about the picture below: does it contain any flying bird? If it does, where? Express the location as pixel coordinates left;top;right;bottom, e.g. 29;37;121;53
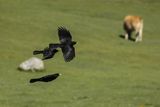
33;27;76;62
30;73;61;83
58;27;77;62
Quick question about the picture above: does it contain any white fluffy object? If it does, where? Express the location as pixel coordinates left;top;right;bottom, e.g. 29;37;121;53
18;57;44;71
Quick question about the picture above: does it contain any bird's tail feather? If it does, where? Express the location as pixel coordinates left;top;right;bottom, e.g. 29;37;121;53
33;50;43;55
30;78;39;83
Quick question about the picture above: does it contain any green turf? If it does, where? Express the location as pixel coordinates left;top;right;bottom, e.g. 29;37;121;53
0;0;160;107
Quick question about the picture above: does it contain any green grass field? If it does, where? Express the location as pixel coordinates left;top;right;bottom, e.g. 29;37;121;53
0;0;160;107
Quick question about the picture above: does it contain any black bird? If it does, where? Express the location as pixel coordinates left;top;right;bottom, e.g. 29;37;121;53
30;73;61;83
57;27;77;62
33;44;60;60
33;27;76;62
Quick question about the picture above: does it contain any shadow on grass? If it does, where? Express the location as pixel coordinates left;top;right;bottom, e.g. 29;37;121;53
17;67;46;72
119;34;135;42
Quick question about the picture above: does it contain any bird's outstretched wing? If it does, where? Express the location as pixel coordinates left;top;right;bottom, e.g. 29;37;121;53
42;47;58;60
33;47;49;56
33;50;43;55
49;43;61;51
43;47;50;57
61;45;75;62
58;27;72;43
33;44;60;60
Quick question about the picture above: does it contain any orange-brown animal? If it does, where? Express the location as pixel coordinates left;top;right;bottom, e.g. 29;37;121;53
123;15;143;42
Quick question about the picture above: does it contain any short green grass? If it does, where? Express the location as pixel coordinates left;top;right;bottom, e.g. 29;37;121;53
0;0;160;107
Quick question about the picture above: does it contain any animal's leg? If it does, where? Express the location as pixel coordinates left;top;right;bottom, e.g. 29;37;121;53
138;25;143;42
135;32;139;42
135;22;143;42
125;32;128;40
135;30;142;42
125;30;132;40
128;31;132;40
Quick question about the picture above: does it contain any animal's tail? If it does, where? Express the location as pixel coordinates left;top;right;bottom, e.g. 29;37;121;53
33;50;43;55
30;78;39;83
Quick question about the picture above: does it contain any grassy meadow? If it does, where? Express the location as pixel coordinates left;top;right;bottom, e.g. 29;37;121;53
0;0;160;107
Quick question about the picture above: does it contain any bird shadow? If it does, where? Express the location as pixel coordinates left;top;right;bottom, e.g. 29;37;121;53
17;67;46;72
119;34;135;42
